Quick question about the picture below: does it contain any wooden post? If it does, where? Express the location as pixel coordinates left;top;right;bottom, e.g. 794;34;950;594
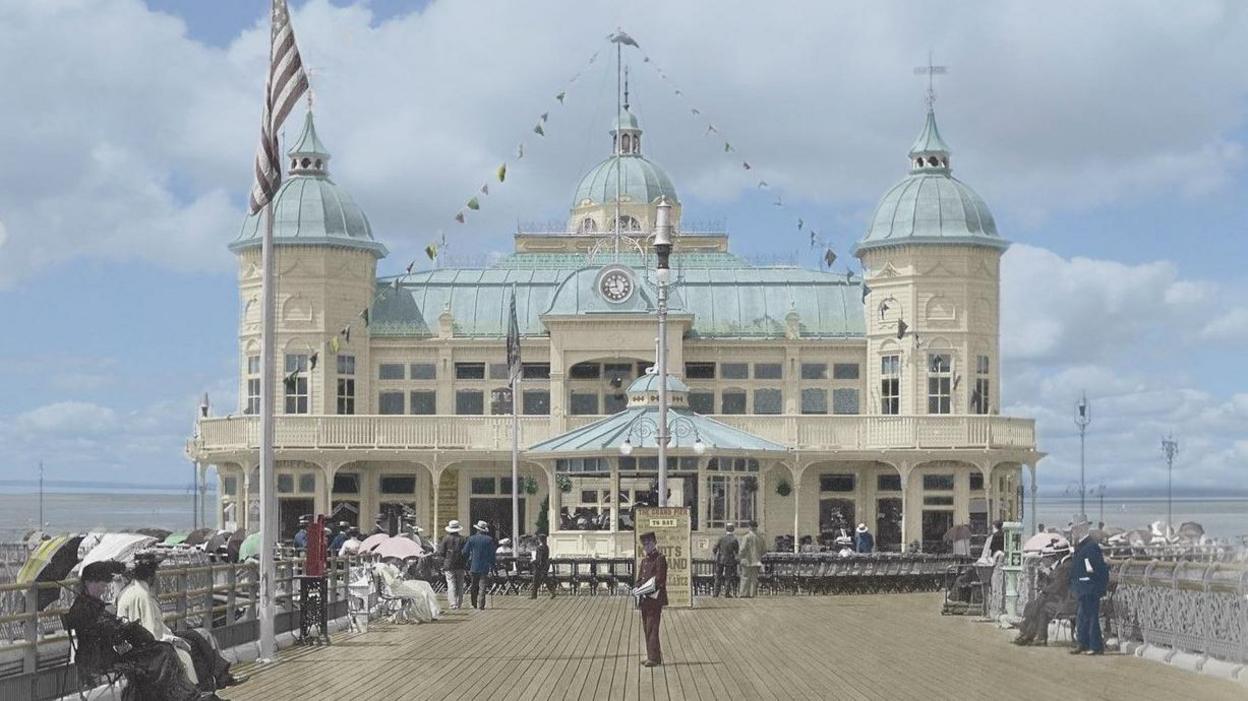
22;585;38;675
176;569;189;624
204;565;216;631
226;565;238;625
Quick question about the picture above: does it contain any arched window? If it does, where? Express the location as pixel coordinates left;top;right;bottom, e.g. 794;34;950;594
621;134;631;152
927;156;939;167
301;157;311;168
613;215;641;232
579;218;597;234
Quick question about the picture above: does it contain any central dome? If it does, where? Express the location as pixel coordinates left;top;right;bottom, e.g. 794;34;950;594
573;155;679;208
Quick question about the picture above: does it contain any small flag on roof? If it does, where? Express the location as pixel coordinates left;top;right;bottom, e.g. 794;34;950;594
309;352;318;371
283;369;299;391
330;335;340;354
497;163;507;182
454;211;465;224
481;184;489;196
341;325;351;343
517;143;525;159
425;243;438;260
466;197;480;211
824;248;837;268
861;283;871;303
534;123;545;136
361;308;370;327
742;161;751;170
556;91;566;104
896;319;908;340
540;112;548;123
609;30;639;47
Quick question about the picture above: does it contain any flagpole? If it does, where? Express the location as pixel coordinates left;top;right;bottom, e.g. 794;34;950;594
258;199;278;661
511;371;520;561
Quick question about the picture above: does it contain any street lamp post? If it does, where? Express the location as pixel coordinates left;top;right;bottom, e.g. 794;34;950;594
1161;435;1179;535
652;199;674;506
1073;392;1091;522
620;416;706;459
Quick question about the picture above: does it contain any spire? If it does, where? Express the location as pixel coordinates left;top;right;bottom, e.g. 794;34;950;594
287;110;331;177
610;64;642;157
908;108;951;173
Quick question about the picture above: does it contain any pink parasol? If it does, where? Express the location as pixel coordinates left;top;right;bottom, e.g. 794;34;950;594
372;536;425;560
358;533;390;553
1023;533;1069;553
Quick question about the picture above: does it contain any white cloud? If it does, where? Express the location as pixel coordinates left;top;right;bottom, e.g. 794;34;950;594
4;1;1248;285
16;401;118;435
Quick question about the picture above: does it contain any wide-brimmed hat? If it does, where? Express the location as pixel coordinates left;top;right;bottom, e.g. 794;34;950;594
445;520;463;533
856;523;868;534
498;538;512;546
473;520;490;532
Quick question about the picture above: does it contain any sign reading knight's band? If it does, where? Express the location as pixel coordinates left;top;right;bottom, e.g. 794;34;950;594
634;506;692;608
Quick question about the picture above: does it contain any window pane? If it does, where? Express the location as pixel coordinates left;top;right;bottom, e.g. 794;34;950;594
379;363;405;380
410;363;437;380
754;363;782;379
455;362;485;379
410;391;436;415
832;388;859;415
722;391;747;415
800;363;827;380
277;474;294;493
489;363;510;380
500;477;514;495
832;363;860;380
801;388;827;414
924;495;955;506
753;388;782;414
337;378;355;415
455;390;484;415
721;363;748;380
337;354;355;375
877;474;902;491
471;478;496;495
298;473;316;494
688;391;714;414
928;353;951;373
569;362;600;379
604;392;628;414
222;476;238;495
684;362;716;379
969;473;984;491
522;363;551;380
284;354;307;373
881;355;900;376
977;355;990;374
569;392;599;415
490;387;513;415
819;474;855;492
333;473;359;494
380;476;416;494
247;355;260;374
922;474;955;491
379;392;405;414
522;390;550;415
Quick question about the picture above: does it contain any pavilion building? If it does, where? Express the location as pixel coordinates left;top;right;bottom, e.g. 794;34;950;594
188;97;1041;556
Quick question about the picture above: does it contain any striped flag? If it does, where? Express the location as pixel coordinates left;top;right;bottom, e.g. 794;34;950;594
506;287;521;385
248;0;310;215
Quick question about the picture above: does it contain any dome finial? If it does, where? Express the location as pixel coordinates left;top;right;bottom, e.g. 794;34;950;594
288;109;331;177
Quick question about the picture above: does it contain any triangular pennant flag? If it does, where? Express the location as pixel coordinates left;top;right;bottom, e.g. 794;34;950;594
540;112;549;123
797;218;804;231
706;125;718;135
845;270;853;284
824;248;837;268
724;142;733;152
691;108;700;116
481;184;489;196
555;91;566;104
361;308;370;327
896;319;908;340
742;161;751;170
861;283;871;303
330;335;341;354
283;369;298;391
497;163;507;182
341;325;351;343
533;123;545;137
674;89;682;96
309;352;318;371
879;301;890;319
608;31;639;47
391;277;401;290
454;211;465;224
953;374;962;391
405;261;414;275
758;180;769;189
517;143;525;159
467;196;480;211
425;243;438;260
773;196;783;207
810;231;816;248
643;56;650;63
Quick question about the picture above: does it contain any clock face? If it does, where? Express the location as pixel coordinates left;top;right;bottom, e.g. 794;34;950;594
597;266;635;304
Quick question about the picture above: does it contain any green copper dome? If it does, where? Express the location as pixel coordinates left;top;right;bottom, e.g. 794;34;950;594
231;112;387;258
572;107;678;208
854;109;1007;254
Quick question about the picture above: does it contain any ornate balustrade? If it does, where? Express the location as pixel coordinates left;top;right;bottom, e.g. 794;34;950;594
190;413;1035;458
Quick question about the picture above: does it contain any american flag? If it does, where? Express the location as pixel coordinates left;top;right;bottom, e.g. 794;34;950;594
506;287;521;385
248;0;310;214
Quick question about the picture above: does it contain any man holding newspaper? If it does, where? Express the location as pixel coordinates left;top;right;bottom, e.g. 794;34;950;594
632;532;668;667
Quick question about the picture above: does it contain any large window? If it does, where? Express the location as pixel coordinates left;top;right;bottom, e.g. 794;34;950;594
722;389;747;415
379;363;405;380
556;458;612;531
832;363;860;380
753;388;783;414
567;361;637;415
754;363;782;380
522;363;550;380
410;363;436;380
973;355;990;415
336;354;355;415
456;390;484;415
721;363;749;380
685;362;716;379
245;354;260;415
455;362;485;380
801;363;827;380
832;388;859;415
490;387;512;415
379;391;404;415
410;391;436;415
801;388;827;415
569;392;599;415
927;353;952;414
706;458;759;529
688;391;714;414
881;355;900;415
618;457;700;531
283;354;308;414
522;390;550;415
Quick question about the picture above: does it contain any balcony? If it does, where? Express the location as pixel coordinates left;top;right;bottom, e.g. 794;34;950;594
189;414;1035;458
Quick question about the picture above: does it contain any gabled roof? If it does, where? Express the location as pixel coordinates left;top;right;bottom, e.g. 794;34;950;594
526;405;789;456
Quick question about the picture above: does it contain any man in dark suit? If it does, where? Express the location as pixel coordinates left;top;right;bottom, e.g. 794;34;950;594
530;533;556;599
636;532;668;667
1068;521;1110;655
1013;543;1077;646
461;520;497;610
712;523;740;597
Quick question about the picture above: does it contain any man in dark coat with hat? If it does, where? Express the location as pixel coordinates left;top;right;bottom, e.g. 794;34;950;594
1013;542;1077;646
461;520;497;610
530;533;556;599
712;523;739;597
1068;520;1110;655
635;531;668;667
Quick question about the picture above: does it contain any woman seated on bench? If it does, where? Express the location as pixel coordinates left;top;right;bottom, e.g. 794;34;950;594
64;560;221;701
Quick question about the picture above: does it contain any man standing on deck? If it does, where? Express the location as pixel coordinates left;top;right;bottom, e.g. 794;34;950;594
738;521;763;598
1069;519;1109;655
438;520;468;609
713;522;740;597
530;533;556;599
636;531;668;667
461;520;496;610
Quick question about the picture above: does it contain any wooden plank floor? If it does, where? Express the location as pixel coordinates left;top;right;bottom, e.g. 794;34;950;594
225;594;1246;701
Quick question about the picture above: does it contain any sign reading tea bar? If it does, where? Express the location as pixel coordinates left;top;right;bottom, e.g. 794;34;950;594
634;506;693;608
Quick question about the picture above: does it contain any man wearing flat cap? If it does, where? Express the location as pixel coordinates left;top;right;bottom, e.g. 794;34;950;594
636;532;668;667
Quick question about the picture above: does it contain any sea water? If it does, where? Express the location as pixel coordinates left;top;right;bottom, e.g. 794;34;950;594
1032;496;1248;541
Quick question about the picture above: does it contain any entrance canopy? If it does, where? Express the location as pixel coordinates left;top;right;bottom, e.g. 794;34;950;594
527;373;789;457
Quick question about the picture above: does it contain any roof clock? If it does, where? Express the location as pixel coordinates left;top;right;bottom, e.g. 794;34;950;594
595;265;636;304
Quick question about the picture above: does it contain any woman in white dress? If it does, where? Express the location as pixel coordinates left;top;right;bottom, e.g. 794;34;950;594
377;560;441;623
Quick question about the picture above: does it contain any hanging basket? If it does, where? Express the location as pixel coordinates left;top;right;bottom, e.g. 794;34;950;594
523;477;539;495
776;480;792;497
556;475;573;493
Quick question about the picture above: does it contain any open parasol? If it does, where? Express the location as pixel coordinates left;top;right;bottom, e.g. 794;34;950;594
18;535;86;610
1023;532;1069;553
238;533;262;561
943;524;973;542
1178;522;1205;540
164;532;190;545
373;536;425;560
358;533;390;553
135;527;172;541
184;528;217;547
74;533;158;575
225;529;248;562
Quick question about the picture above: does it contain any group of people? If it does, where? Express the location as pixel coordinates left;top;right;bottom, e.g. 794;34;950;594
710;521;767;597
795;523;877;554
1013;519;1110;655
66;554;245;700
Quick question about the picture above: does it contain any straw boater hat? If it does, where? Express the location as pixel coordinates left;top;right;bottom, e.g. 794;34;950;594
856;523;868;534
473;520;490;532
725;523;736;532
498;538;512;546
445;520;463;533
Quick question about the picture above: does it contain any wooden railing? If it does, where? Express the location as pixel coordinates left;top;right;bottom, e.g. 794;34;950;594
191;414;1036;456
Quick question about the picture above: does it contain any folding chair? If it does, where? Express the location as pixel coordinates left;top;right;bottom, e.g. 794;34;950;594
63;616;137;701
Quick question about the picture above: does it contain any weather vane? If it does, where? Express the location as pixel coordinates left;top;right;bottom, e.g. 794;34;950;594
913;51;947;110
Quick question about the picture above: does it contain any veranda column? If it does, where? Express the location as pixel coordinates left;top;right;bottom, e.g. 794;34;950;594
898;462;912;553
1027;461;1037;535
791;463;804;553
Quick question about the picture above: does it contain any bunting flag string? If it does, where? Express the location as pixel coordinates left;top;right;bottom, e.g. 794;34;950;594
636;49;858;280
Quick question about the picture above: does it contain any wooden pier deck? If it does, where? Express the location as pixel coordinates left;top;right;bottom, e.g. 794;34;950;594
226;594;1244;701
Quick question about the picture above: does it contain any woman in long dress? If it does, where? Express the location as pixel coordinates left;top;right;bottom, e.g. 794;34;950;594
377;560;441;623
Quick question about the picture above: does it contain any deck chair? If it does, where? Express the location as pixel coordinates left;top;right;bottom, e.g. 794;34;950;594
62;615;135;701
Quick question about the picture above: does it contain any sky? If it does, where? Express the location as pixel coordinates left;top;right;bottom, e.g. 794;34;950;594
1;0;1246;495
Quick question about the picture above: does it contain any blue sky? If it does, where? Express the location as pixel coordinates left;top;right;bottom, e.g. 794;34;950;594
1;1;1247;495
